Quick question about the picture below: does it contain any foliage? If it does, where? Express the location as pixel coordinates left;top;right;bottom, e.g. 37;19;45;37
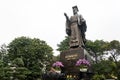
12;58;24;67
0;44;8;59
0;44;9;66
6;36;54;79
92;60;116;76
0;60;5;79
3;66;31;80
105;40;120;62
85;40;109;63
57;36;69;52
92;74;106;80
85;40;108;54
103;40;120;79
52;55;60;61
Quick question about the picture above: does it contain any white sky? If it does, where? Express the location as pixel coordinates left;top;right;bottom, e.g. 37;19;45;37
0;0;120;56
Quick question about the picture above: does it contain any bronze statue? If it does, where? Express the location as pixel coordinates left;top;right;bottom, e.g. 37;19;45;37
64;6;87;48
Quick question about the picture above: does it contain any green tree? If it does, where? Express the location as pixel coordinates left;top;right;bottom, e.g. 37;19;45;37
7;36;53;80
0;60;5;79
85;40;109;63
104;40;120;79
0;44;8;60
0;44;9;65
57;36;69;52
105;40;120;63
0;44;9;79
92;60;116;78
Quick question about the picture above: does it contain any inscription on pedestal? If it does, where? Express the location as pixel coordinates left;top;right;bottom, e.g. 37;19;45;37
65;54;78;60
60;47;84;61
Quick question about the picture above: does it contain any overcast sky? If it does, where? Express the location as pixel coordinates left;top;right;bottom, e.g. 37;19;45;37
0;0;120;55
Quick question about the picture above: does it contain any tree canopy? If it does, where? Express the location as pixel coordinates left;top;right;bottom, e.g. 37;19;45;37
0;36;54;80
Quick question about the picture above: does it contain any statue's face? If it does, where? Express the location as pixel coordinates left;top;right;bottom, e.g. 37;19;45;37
73;8;78;15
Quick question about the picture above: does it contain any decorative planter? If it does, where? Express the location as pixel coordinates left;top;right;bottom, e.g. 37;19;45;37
52;61;64;74
55;70;61;73
80;68;88;72
75;58;90;73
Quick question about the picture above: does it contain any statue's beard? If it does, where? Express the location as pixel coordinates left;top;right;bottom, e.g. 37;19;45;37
73;13;77;15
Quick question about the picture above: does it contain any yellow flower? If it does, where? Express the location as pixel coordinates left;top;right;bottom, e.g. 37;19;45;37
73;75;76;78
67;75;69;78
69;75;72;78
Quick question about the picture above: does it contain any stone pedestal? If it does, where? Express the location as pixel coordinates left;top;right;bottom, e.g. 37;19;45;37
60;47;85;75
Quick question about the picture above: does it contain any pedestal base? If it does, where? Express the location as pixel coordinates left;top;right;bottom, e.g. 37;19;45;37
60;47;85;75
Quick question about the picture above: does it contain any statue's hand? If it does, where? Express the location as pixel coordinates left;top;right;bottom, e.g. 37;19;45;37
64;13;67;16
64;13;69;21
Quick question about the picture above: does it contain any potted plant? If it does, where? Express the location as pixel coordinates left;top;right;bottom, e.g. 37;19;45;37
52;61;64;73
75;58;90;72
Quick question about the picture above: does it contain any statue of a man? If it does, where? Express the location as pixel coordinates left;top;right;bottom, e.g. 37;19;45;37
64;6;87;48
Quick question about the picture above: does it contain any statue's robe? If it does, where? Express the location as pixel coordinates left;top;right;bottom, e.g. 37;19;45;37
66;14;84;48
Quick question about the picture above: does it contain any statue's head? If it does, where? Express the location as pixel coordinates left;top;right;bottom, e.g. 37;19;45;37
72;6;79;15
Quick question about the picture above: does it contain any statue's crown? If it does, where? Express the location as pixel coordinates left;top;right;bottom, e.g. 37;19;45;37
72;5;79;11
